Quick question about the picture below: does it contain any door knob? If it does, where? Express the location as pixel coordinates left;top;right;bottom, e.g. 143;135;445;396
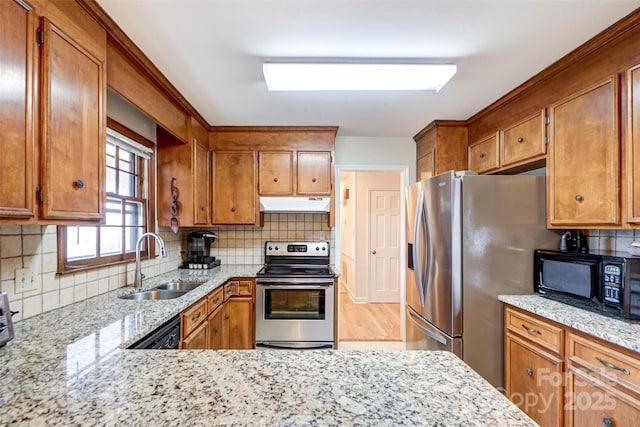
371;250;377;255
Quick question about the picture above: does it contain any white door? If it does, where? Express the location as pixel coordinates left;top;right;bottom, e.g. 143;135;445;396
368;190;401;303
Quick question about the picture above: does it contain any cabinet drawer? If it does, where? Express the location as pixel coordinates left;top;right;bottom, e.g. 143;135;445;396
224;281;238;300
468;133;499;174
505;307;563;355
500;110;546;167
207;286;224;314
567;367;640;427
237;279;254;297
181;298;207;338
567;332;640;396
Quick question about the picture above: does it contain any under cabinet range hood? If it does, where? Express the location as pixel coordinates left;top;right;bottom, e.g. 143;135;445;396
259;197;330;213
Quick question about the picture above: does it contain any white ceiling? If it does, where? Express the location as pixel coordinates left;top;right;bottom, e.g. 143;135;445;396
97;1;639;137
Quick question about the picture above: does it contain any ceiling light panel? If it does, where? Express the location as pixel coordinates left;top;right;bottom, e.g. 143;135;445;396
263;63;456;91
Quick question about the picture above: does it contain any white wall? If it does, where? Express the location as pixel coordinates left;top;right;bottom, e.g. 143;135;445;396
335;136;416;182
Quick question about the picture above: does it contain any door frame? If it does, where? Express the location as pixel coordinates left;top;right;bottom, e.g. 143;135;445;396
335;164;409;343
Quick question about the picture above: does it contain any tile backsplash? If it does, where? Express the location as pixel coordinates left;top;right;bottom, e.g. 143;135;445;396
586;229;640;253
0;213;334;321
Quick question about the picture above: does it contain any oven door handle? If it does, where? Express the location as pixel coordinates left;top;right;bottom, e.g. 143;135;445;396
256;284;333;289
256;342;334;350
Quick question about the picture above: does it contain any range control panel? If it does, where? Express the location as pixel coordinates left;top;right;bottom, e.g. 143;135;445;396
602;263;623;307
264;241;329;257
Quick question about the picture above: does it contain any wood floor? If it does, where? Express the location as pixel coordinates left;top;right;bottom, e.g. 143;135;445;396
338;292;401;341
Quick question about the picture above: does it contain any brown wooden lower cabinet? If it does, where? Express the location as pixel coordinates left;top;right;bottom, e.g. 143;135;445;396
180;278;255;350
181;320;207;350
504;304;640;427
505;332;564;427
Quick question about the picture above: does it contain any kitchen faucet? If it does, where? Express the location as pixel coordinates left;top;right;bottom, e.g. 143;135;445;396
134;232;167;290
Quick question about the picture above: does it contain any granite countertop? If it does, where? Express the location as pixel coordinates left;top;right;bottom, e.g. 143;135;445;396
499;294;640;353
0;265;534;426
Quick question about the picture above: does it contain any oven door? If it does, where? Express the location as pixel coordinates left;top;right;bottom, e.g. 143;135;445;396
255;281;334;349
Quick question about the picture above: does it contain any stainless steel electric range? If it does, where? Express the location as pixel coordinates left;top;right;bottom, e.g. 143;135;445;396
255;241;335;350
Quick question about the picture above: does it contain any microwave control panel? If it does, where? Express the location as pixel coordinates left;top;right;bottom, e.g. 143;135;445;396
602;263;623;307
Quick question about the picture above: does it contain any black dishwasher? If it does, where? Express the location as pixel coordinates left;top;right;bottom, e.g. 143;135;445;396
128;316;181;349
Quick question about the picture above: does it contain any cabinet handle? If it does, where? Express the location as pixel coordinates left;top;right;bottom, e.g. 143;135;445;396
521;323;542;335
602;417;613;427
73;179;84;189
479;153;485;159
273;177;278;182
575;194;584;202
517;137;524;143
230;207;236;212
191;312;201;322
596;356;631;375
525;368;533;376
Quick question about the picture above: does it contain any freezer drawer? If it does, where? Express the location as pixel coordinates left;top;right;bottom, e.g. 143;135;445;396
405;305;462;356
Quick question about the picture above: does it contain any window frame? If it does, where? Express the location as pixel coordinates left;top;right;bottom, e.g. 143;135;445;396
57;118;157;274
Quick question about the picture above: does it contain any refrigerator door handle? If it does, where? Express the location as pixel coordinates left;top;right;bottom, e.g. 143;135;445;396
412;189;426;307
407;306;447;345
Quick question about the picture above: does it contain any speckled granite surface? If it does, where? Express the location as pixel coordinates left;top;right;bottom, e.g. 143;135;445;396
0;265;534;426
499;294;640;353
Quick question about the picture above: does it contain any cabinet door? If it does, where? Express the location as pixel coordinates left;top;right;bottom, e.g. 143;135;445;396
40;18;105;221
468;133;499;174
627;65;640;224
0;0;36;220
566;368;640;427
417;150;436;181
505;333;563;427
207;305;224;350
212;151;256;224
297;151;332;195
181;321;207;350
193;141;210;225
500;110;546;168
259;151;293;195
224;298;254;350
548;78;619;226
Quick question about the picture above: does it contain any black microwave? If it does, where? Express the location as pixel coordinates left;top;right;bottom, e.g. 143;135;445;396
534;249;640;320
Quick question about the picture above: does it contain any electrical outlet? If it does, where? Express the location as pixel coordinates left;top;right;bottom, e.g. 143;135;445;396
15;268;37;293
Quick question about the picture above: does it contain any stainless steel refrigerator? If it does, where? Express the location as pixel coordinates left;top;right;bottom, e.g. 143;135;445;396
405;170;558;388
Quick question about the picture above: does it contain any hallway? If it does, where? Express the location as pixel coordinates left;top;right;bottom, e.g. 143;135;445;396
338;292;401;342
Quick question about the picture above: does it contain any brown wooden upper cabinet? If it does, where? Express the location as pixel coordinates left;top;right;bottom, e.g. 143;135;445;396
468;110;546;175
627;64;640;225
500;110;546;169
297;151;332;195
414;121;468;182
212;151;257;225
468;132;500;174
258;151;293;195
547;78;620;227
0;0;106;223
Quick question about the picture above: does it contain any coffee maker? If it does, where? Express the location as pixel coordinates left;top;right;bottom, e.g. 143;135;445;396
180;231;220;269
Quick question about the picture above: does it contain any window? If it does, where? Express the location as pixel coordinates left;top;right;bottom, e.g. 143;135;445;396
58;122;155;272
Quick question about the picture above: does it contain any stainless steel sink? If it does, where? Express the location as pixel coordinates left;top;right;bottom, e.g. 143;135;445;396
117;290;187;300
154;281;204;292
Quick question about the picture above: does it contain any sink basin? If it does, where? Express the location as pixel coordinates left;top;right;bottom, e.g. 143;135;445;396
117;290;187;300
154;281;204;292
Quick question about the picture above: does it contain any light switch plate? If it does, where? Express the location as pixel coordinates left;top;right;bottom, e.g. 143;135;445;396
15;268;37;293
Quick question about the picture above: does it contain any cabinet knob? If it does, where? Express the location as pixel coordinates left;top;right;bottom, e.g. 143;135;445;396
525;368;533;376
73;179;84;189
273;177;278;182
517;137;524;143
479;153;485;159
575;194;584;202
312;177;317;183
230;207;236;212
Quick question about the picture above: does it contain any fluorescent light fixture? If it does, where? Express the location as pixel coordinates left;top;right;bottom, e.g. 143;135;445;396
263;62;457;91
